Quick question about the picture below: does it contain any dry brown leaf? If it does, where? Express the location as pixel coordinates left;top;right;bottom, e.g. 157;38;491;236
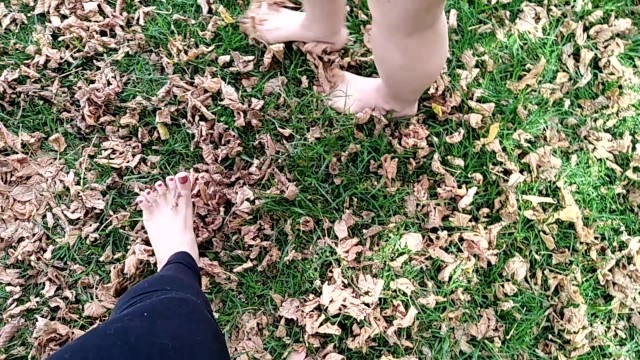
261;43;285;71
522;195;556;205
156;109;171;124
381;154;398;182
446;128;465;144
263;76;287;96
287;349;307;360
468;101;495;117
390;278;416;295
0;318;23;348
233;261;254;273
507;58;547;92
299;217;315;232
458;186;478;210
503;255;528;282
317;322;342;335
393;305;418;328
334;220;349;240
400;233;423;252
198;0;209;14
0;122;21;152
540;232;556;250
47;133;67;152
83;301;107;318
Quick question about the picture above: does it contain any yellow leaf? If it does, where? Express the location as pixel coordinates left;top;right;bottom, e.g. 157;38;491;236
157;123;170;140
486;122;500;142
218;5;234;24
432;103;444;117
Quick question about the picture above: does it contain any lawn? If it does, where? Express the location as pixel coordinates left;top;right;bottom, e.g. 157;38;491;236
1;0;639;359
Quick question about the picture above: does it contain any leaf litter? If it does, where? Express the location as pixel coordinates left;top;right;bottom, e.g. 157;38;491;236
1;0;640;359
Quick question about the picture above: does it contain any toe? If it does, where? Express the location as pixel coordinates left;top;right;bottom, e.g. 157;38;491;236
166;176;177;195
155;181;167;197
136;196;153;214
175;172;192;198
143;189;158;206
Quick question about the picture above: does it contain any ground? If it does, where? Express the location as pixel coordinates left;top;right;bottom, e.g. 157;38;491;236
1;0;640;359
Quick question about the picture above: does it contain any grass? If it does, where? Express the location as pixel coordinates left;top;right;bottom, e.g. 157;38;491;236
1;0;640;359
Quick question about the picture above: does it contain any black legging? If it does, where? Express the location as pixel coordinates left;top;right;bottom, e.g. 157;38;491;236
50;252;231;360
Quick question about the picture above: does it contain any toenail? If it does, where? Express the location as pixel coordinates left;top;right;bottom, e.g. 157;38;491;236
156;182;163;187
167;177;174;182
137;198;144;204
178;175;188;184
145;190;152;195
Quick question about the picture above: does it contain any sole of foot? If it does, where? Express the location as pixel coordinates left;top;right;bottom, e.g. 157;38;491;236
327;70;419;117
240;3;348;51
136;172;199;271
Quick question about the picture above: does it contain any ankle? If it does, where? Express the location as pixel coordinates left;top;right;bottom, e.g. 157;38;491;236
378;86;419;116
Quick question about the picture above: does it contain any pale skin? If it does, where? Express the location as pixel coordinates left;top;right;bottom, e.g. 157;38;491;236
242;0;448;116
136;172;199;270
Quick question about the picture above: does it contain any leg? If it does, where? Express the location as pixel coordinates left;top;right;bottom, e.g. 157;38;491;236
111;251;209;317
240;0;348;50
49;173;231;360
329;0;449;116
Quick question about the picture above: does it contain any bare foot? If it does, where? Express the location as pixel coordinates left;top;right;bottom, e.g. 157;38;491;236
136;172;199;271
328;71;419;117
240;2;348;50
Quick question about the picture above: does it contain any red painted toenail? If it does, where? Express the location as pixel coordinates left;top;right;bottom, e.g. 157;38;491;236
167;177;174;182
178;175;188;184
137;198;144;204
156;182;163;187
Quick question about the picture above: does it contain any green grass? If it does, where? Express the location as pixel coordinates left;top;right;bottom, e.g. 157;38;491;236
1;0;640;359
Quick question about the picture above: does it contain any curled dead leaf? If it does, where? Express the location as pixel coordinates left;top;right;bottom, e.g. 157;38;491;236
503;255;528;282
445;128;465;144
48;133;67;152
458;186;478;210
299;216;315;232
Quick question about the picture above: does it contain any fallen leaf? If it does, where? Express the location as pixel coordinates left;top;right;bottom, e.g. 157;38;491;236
468;101;495;117
287;349;307;360
218;5;234;24
83;301;107;318
0;318;23;348
318;322;342;335
393;306;418;328
508;58;547;92
263;76;287;96
334;220;349;240
503;255;528;282
446;128;465;144
157;123;170;140
299;217;315;232
400;233;424;252
233;261;254;273
540;232;556;250
522;195;556;205
48;133;67;152
485;123;500;143
390;278;416;295
458;186;478;210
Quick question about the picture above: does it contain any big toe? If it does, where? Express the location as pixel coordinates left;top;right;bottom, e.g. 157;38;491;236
175;172;192;198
